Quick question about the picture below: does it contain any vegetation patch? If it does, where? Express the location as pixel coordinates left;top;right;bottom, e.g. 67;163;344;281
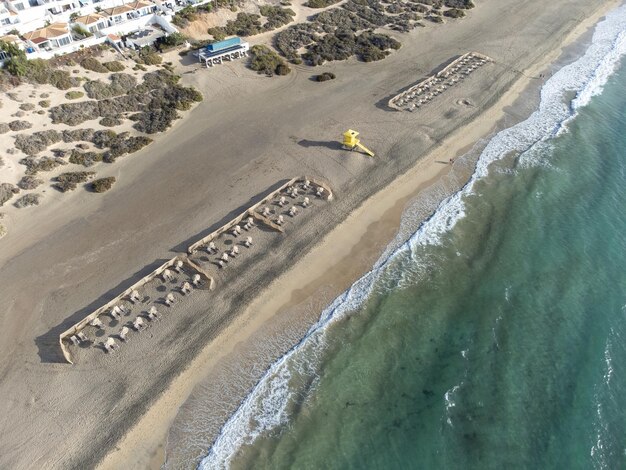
13;193;41;208
444;0;474;8
172;4;212;28
54;171;95;192
0;183;19;206
90;176;116;193
80;57;108;73
83;73;137;99
90;130;153;161
17;175;44;190
50;70;202;132
249;45;291;76
103;60;125;72
305;0;341;8
65;90;85;100
443;7;465;17
8;120;32;131
160;32;188;48
99;116;123;127
20;156;67;175
15;130;62;155
0;123;9;134
303;30;400;65
39;100;50;108
315;72;336;81
259;6;296;30
68;149;103;167
19;103;34;111
0;42;81;90
135;47;163;65
62;128;95;143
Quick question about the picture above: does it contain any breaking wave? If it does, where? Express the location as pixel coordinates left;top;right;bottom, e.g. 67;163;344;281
199;6;626;468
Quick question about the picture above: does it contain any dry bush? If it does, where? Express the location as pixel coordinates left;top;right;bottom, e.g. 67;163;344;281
8;120;32;131
99;116;123;127
54;171;95;192
0;123;9;134
13;193;41;208
20;156;67;174
91;176;116;193
0;183;19;206
39;100;50;108
80;57;108;73
444;0;473;8
83;73;137;99
68;149;103;167
62;128;95;143
19;103;35;111
65;90;85;100
315;72;336;81
15;130;62;155
305;0;340;7
17;175;44;190
103;60;125;72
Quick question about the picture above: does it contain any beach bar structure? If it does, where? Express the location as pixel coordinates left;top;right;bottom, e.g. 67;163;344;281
59;256;214;364
195;36;249;67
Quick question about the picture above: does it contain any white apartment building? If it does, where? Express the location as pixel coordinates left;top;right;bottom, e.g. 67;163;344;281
0;0;211;60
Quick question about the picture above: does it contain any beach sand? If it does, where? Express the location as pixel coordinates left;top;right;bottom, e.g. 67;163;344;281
0;0;619;468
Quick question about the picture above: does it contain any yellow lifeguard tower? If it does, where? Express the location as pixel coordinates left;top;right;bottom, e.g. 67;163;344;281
342;129;375;157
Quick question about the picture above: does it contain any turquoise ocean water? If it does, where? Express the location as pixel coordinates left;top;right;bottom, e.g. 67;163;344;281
200;6;626;469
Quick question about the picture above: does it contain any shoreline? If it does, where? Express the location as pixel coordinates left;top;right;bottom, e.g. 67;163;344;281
97;2;622;467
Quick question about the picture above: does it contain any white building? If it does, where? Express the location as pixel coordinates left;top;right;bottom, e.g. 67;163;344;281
0;0;212;60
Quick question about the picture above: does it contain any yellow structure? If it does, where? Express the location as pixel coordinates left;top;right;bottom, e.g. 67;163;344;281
342;129;375;157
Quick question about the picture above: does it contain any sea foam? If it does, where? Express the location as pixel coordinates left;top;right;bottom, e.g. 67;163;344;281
199;6;626;468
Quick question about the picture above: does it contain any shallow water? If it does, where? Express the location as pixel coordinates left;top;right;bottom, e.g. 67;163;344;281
200;6;626;469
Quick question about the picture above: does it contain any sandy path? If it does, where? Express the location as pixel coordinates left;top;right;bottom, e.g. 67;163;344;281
0;0;619;468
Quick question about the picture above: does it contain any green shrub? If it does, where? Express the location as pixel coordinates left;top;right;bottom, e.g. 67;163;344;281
0;40;28;76
103;60;125;72
83;73;136;99
215;12;262;37
80;57;108;72
20;59;80;89
249;45;291;76
91;176;116;192
99;116;123;127
65;90;84;100
305;0;340;7
139;48;162;65
259;6;295;31
172;5;199;28
161;32;187;47
444;0;474;8
207;28;226;41
443;8;465;18
69;149;103;166
72;25;93;38
315;72;336;81
39;100;50;108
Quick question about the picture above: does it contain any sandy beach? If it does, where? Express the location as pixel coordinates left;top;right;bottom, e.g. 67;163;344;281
0;0;620;467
